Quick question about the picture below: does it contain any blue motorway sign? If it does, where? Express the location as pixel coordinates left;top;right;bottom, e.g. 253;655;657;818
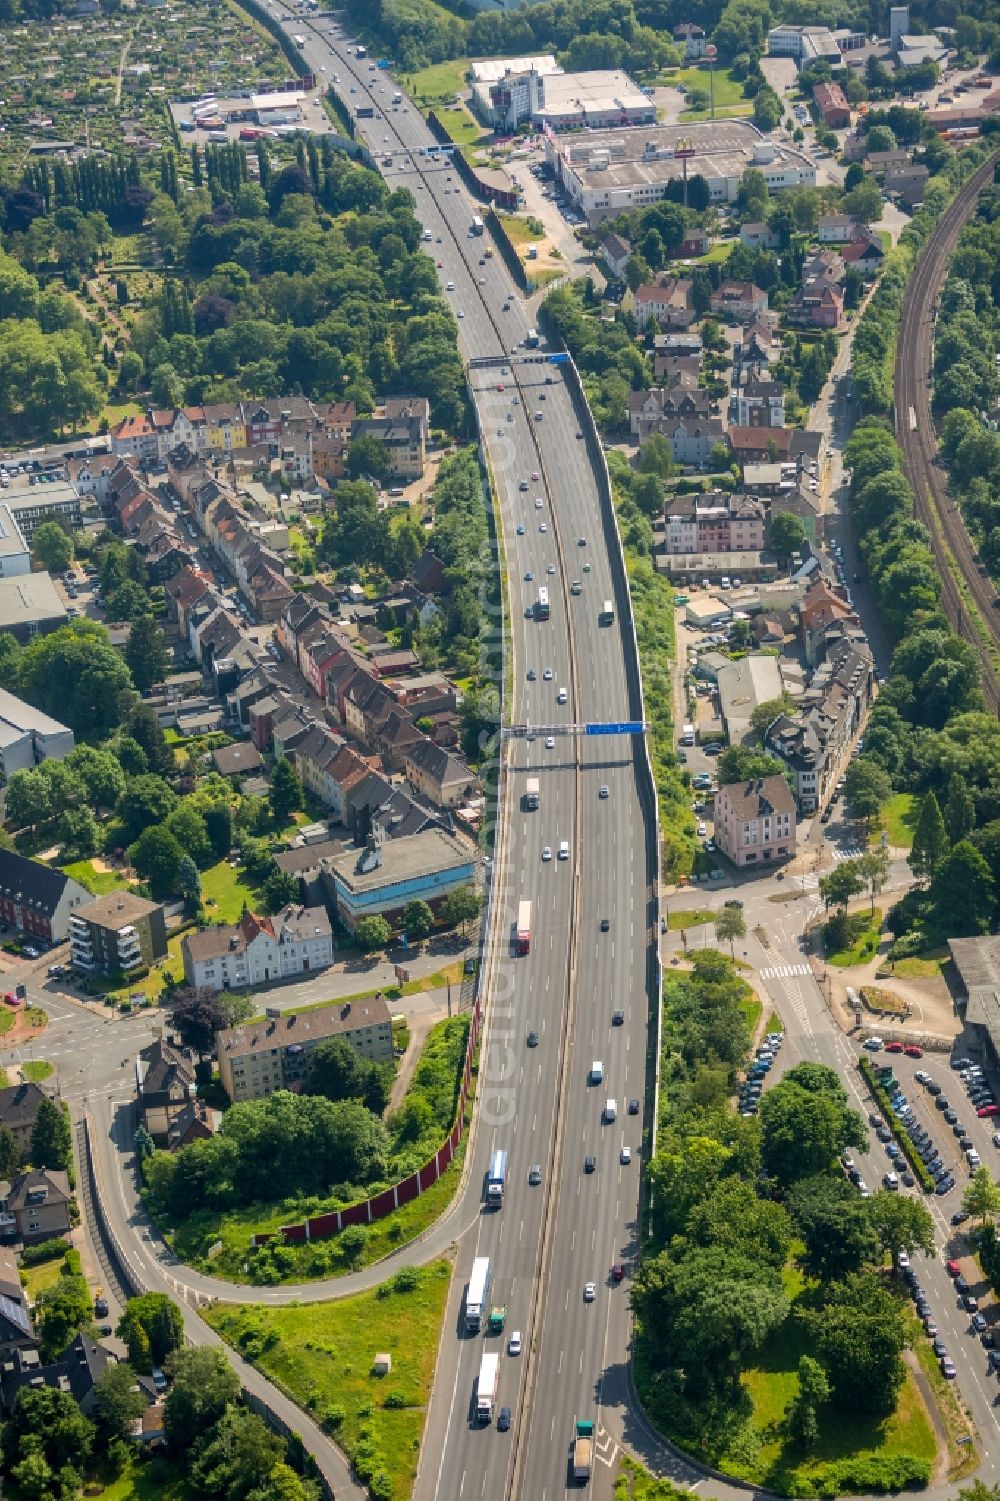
548;353;569;363
586;721;645;735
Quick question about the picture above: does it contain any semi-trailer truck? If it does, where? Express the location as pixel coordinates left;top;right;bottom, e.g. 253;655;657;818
525;777;540;811
355;43;368;57
516;900;531;956
476;1352;499;1423
466;1256;490;1331
487;1149;507;1207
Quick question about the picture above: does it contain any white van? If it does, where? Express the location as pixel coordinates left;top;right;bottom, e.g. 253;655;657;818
590;1061;604;1084
604;1098;617;1122
558;840;569;860
680;723;695;746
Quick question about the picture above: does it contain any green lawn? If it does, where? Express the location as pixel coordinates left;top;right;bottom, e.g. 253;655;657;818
91;1459;193;1501
200;859;261;923
741;992;762;1036
435;101;491;152
21;1059;53;1082
888;948;950;979
203;1262;452;1501
405;57;470;104
21;1249;65;1302
62;859;134;896
101;400;144;425
871;793;919;850
657;65;751;120
498;212;545;246
692;240;737;265
667;908;715;931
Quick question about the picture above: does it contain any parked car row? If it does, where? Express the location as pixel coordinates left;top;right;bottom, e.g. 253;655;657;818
739;1031;783;1117
900;1255;957;1379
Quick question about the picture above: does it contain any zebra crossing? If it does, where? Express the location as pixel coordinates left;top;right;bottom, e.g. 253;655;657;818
759;963;812;980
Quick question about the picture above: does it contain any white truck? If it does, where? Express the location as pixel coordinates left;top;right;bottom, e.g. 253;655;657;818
476;1352;499;1423
525;777;540;810
466;1256;490;1332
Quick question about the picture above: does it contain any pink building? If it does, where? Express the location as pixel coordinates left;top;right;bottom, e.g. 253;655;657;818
715;775;796;869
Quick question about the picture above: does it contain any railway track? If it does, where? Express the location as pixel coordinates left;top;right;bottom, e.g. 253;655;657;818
894;151;1000;711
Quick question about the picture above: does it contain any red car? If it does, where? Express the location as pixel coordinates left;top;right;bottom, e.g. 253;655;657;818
904;1045;924;1058
611;1264;625;1283
946;1260;962;1277
884;1041;904;1053
978;1104;1000;1117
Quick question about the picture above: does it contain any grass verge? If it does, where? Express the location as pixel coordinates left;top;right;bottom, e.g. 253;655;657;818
825;909;883;967
203;1261;451;1501
887;949;950;980
61;859;134;895
21;1059;53;1082
667;908;715;931
908;1313;979;1481
872;793;919;850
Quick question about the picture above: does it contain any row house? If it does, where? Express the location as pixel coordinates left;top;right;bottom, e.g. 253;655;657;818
113;398;360;468
403;739;478;810
801;246;845;284
165;566;214;634
709;281;768;324
630;276;694;332
351;413;425;481
765;635;874;811
799;576;855;667
662;491;766;555
652;352;702;386
735;380;785;428
290;722;349;821
628;384;712;437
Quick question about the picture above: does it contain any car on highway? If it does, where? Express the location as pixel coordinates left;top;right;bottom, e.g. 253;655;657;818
612;1009;624;1025
584;1156;596;1174
535;496;544;508
599;785;609;798
600;918;610;932
539;522;548;533
527;668;536;681
509;1331;522;1355
611;1263;625;1282
546;564;556;575
584;1282;596;1301
529;1164;542;1184
527;1029;538;1047
542;846;552;862
516;523;525;535
545;737;555;749
498;1406;511;1431
524;570;533;581
620;1146;631;1164
557;687;568;704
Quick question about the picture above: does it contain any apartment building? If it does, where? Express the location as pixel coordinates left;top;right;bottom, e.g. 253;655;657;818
629;384;712;437
217;996;393;1103
630;276;695;332
735;381;785;428
182;905;334;992
813;81;850;127
715;775;797;868
709;281;769;324
662;491;766;555
0;1169;72;1244
69;891;168;979
0;852;89;944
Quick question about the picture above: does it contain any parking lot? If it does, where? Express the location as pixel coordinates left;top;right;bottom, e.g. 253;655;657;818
862;1045;1000;1195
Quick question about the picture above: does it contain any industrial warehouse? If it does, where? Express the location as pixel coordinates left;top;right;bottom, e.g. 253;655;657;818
543;121;818;228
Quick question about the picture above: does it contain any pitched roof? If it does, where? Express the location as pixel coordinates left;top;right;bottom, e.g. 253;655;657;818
218;994;392;1062
0;852;81;919
212;742;264;776
720;774;795;820
76;890;160;931
0;1082;47;1132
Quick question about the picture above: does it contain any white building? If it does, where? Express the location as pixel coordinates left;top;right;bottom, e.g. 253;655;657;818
0;506;30;579
545;123;816;228
473;61;652;132
0;688;74;779
181;905;334;992
768;24;843;65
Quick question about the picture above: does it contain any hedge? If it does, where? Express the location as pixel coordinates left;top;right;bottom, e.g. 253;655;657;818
859;1056;935;1193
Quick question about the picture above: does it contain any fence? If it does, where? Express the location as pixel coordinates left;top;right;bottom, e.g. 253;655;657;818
425;113;519;210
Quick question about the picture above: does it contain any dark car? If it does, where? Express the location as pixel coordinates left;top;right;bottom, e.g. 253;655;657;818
935;1096;951;1111
956;1276;971;1294
611;1264;625;1283
498;1406;511;1432
868;1113;883;1128
600;918;610;932
964;1294;980;1313
935;1178;955;1195
933;1337;948;1358
952;1211;970;1226
628;1098;640;1115
94;1297;109;1318
99;1324;113;1337
585;1155;596;1173
612;1009;625;1026
944;1109;959;1124
927;1081;943;1095
527;1030;539;1048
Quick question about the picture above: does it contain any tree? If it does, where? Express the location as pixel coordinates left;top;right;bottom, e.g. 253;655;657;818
749;695;792;740
31;521;74;574
93;1362;148;1441
804;1270;905;1415
116;1293;184;1373
59;804;98;858
107;578;152;622
0;1124;18;1179
167;987;253;1056
760;1068;865;1183
909;791;949;884
717;745;784;787
438;885;481;930
129;825;184;899
637;431;675;481
355;914;391;952
262;867;300;913
787;1174;880;1280
868;1190;935;1261
403;898;433;942
714;905;746;957
963;1165;1000;1225
190;1407;286;1501
7;1384;95;1472
30;1096;71;1170
166;804;212;869
945;772;976;845
164;1347;240;1450
857;847;890;915
844;760;892;825
347;435;390;481
819;860;864;912
177;855;202;912
269;757;302;822
931;841;994;938
124;613;168;692
35;1270;93;1360
843;178;884;225
127;700;172;775
4;768;53;829
786;1354;830;1450
118;773;178;841
769;511;805;559
66;745;125;811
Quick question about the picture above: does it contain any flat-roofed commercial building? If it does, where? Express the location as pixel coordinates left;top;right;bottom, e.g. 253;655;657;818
545;122;816;228
217;996;393;1102
0;687;73;778
0;574;67;644
323;828;477;934
0;506;30;579
2;480;83;538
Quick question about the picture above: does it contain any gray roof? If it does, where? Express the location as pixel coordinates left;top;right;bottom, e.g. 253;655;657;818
0;573;68;630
